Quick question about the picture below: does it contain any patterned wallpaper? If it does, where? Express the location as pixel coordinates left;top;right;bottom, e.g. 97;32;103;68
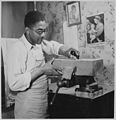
36;1;65;43
37;1;115;92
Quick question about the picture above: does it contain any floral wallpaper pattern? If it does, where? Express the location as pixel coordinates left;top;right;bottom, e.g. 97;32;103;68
37;1;115;93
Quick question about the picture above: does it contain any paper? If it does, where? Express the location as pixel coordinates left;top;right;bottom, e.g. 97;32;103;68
63;21;79;50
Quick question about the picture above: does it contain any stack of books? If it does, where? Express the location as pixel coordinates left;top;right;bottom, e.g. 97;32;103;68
75;82;103;99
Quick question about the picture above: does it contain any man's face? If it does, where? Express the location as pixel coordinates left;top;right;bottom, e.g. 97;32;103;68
28;21;47;45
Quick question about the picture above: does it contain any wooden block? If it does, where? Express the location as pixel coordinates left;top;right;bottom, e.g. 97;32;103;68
53;58;103;76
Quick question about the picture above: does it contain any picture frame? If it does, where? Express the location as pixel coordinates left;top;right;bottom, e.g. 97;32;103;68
86;13;104;44
67;1;81;26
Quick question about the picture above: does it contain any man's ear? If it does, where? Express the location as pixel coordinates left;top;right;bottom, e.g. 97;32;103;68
25;27;29;31
25;27;29;34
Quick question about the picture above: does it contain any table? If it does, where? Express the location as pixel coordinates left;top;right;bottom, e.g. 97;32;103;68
48;90;114;118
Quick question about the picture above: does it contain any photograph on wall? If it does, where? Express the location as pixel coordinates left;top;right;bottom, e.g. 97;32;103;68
67;1;81;26
86;13;104;44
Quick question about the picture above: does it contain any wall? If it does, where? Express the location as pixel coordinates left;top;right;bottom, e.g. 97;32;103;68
36;1;115;92
78;1;115;92
1;1;115;93
1;2;34;38
36;1;65;43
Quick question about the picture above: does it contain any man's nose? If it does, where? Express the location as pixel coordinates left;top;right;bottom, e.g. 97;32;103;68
41;32;46;37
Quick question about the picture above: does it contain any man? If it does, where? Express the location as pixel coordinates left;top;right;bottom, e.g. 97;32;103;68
7;10;79;118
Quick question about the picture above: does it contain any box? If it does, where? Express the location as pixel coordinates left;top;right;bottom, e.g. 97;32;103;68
53;58;103;76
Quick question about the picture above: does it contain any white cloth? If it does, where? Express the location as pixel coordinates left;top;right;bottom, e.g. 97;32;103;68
7;34;63;118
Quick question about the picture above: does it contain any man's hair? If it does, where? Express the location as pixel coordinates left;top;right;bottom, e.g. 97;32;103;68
24;11;45;27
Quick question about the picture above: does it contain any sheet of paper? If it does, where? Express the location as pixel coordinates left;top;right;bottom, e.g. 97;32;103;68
63;21;79;50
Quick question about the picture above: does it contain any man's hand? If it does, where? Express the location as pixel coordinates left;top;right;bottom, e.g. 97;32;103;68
42;59;63;76
65;48;80;59
59;46;80;59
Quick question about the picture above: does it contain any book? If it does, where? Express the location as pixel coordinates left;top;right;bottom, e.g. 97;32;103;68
75;87;103;99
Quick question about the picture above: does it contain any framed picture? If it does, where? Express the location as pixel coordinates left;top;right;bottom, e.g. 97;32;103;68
86;13;104;44
67;1;81;26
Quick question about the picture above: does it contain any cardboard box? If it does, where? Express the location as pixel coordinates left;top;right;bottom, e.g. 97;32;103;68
53;58;103;76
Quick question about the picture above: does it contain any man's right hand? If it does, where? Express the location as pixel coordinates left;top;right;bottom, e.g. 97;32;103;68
42;59;62;76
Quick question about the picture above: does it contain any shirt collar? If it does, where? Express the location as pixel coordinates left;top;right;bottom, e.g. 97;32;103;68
21;34;33;51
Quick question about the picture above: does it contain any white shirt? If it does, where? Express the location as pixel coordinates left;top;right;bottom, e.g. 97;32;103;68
7;34;63;91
